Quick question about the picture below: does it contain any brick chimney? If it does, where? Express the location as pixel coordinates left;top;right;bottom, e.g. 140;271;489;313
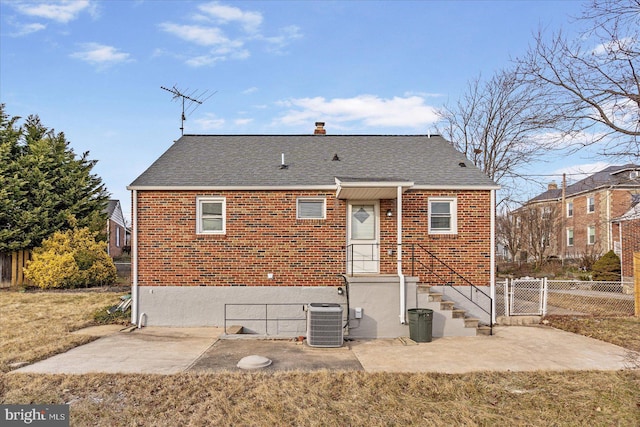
314;122;326;135
548;181;558;190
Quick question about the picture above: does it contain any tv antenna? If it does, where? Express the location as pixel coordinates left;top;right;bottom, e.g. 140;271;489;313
161;85;215;135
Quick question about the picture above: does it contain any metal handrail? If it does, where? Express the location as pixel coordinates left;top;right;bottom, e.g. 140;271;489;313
345;243;380;276
224;303;348;335
408;243;493;335
342;242;494;334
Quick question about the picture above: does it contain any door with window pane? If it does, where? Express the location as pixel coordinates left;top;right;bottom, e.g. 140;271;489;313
347;202;379;274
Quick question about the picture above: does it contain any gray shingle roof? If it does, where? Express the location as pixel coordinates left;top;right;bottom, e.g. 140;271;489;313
528;164;640;203
129;134;498;189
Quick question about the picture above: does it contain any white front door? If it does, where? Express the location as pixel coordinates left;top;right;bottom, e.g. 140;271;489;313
347;201;379;274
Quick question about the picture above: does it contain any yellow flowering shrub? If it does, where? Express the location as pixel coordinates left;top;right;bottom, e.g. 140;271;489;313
24;228;117;289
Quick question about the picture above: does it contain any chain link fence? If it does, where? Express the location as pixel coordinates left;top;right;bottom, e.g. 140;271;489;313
496;279;635;317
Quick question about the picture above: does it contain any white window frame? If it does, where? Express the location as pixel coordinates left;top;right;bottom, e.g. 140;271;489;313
196;196;226;235
567;228;574;247
296;197;326;220
566;202;573;218
587;225;596;245
115;226;121;247
587;196;595;213
428;197;457;235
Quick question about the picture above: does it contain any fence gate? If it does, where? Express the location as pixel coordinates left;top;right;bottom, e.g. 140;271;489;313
506;278;547;316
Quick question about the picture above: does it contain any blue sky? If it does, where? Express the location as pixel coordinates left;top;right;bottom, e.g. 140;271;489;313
1;0;613;220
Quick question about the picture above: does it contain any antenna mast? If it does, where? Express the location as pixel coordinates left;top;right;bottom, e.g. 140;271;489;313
161;85;215;135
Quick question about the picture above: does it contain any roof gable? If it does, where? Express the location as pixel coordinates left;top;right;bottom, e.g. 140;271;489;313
129;134;498;189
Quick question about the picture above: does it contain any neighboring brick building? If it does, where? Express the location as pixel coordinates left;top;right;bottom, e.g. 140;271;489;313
105;200;127;258
612;204;640;283
128;124;499;338
519;165;640;263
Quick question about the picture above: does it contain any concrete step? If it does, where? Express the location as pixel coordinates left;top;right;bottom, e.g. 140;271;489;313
476;325;492;336
440;301;454;310
427;292;443;302
464;318;480;329
416;284;432;293
452;309;466;319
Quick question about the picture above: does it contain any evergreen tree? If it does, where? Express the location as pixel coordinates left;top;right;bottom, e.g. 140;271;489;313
0;104;109;252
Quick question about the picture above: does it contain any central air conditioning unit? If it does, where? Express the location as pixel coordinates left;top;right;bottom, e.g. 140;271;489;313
306;303;343;348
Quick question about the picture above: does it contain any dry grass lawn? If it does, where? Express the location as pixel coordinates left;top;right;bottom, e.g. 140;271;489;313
1;290;639;426
0;289;125;373
545;315;640;353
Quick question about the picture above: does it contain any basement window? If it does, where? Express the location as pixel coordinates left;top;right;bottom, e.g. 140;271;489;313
297;198;326;219
428;197;457;234
197;197;226;234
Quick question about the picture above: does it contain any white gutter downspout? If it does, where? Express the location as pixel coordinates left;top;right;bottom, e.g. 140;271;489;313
490;189;496;325
131;189;139;325
606;188;612;252
397;185;406;324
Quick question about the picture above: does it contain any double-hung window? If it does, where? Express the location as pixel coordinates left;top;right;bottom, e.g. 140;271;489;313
567;202;573;217
567;228;574;246
587;196;595;213
197;197;226;234
587;225;596;245
297;198;326;219
428;197;457;234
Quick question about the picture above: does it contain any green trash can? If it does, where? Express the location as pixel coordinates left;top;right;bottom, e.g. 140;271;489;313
408;308;433;342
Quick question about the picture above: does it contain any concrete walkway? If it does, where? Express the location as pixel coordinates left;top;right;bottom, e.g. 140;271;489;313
15;327;221;374
13;325;637;374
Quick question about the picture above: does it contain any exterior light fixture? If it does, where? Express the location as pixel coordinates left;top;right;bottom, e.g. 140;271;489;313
337;287;344;295
386;209;393;217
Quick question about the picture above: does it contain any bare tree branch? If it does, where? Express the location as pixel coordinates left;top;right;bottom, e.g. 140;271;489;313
515;0;640;158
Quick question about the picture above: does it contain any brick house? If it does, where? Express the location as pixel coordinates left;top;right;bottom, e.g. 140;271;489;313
128;124;499;338
519;165;640;263
105;199;127;258
612;203;640;284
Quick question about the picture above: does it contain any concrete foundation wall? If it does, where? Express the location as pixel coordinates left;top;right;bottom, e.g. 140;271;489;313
137;278;424;339
138;286;343;336
346;276;417;339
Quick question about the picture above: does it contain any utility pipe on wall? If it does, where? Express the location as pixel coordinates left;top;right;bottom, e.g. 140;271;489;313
490;188;497;325
131;189;139;325
397;185;406;324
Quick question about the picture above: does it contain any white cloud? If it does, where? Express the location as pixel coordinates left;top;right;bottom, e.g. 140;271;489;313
11;22;47;37
591;37;636;56
197;2;263;33
234;118;253;126
160;2;300;67
259;25;303;53
194;113;225;130
70;43;131;66
14;0;95;23
159;23;231;47
242;87;258;95
275;95;440;129
552;161;612;183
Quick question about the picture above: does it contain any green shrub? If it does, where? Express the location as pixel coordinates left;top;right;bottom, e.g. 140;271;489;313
591;250;621;281
24;228;117;289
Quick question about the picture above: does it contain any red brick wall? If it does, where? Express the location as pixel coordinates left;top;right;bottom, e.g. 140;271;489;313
563;189;637;258
107;218;125;258
134;189;492;287
402;191;492;286
619;218;640;280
